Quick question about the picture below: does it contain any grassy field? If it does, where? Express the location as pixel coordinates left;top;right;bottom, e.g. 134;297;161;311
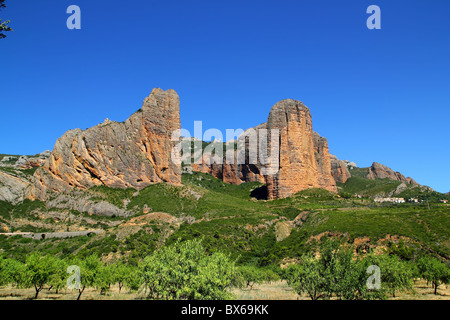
337;176;402;196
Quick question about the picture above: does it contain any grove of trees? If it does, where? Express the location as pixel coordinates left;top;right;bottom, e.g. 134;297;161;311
283;240;449;300
0;238;448;300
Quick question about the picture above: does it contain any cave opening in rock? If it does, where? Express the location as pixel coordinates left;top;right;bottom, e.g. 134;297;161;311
250;185;268;200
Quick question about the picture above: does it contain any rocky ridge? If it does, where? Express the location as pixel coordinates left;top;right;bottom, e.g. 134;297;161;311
330;155;421;187
366;162;419;185
0;88;430;204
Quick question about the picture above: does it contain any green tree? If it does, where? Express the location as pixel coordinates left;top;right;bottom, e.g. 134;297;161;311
123;265;141;292
96;263;115;295
375;254;414;298
417;256;450;295
386;240;417;260
355;255;388;300
110;262;132;294
70;255;103;300
286;254;327;300
260;267;280;284
23;253;57;299
139;239;238;300
48;258;68;294
0;255;11;287
234;265;280;290
0;255;7;287
285;240;388;300
318;240;355;299
237;265;265;289
0;257;26;288
286;240;362;300
0;0;13;39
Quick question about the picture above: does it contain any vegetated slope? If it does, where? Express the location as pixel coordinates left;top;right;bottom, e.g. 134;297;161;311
337;176;403;197
337;172;449;202
0;172;449;266
347;167;370;178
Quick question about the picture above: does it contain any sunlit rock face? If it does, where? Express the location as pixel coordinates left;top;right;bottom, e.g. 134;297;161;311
30;88;181;200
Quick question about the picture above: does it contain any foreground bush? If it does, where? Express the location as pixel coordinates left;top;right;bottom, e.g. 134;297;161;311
139;239;238;300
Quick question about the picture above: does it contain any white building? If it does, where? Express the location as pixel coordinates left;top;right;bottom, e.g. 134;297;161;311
374;197;406;203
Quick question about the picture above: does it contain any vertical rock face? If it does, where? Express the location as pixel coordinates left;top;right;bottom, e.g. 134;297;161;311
30;88;181;200
264;99;337;199
313;132;337;191
330;154;352;183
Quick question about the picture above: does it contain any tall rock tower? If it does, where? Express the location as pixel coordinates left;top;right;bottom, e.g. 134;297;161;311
264;99;337;199
30;88;181;200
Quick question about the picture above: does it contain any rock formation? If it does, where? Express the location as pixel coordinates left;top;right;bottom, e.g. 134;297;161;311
0;151;50;204
47;193;130;217
0;151;51;170
14;151;51;169
190;124;267;185
189;100;337;199
0;171;30;204
330;156;421;187
330;154;352;183
0;87;435;207
264;99;336;199
366;162;419;185
29;88;181;200
313;132;337;191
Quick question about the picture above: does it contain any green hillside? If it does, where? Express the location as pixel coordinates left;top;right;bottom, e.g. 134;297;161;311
1;171;449;266
347;166;370;178
337;176;403;197
337;174;450;202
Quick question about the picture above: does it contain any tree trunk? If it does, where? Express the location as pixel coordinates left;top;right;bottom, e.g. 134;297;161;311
77;286;85;300
34;285;41;299
434;282;438;295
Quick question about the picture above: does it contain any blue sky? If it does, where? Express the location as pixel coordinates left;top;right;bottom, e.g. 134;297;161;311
0;0;449;192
